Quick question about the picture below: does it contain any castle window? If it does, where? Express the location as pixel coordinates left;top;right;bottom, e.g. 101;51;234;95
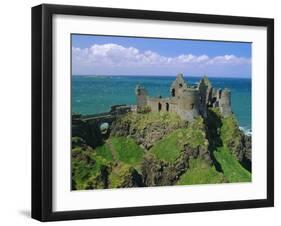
179;83;183;88
171;88;175;97
191;103;194;109
158;102;162;111
166;103;169;112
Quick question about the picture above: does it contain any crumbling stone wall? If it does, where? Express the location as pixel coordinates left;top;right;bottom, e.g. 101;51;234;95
135;73;232;121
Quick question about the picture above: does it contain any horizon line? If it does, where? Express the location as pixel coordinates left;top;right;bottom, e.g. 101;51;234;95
72;74;251;79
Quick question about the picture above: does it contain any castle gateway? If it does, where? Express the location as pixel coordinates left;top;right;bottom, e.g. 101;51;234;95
135;73;232;121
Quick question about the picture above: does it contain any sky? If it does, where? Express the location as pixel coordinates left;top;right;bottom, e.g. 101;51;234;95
72;34;252;78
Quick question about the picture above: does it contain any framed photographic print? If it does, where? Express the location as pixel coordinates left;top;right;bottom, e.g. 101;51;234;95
31;4;274;221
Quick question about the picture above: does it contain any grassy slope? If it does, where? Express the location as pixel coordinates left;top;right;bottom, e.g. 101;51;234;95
216;111;251;182
95;136;144;188
73;109;251;189
109;136;144;166
150;128;186;163
95;143;114;163
95;136;144;168
72;136;144;189
72;145;106;190
151;117;207;163
176;111;251;185
220;115;242;150
108;164;136;188
214;147;251;182
120;111;183;131
177;158;226;185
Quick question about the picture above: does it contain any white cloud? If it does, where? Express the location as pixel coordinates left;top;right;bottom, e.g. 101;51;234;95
72;43;251;76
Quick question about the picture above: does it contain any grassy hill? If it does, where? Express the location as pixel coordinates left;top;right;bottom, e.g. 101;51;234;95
72;110;251;190
72;136;145;190
150;117;207;163
177;158;226;185
214;147;251;182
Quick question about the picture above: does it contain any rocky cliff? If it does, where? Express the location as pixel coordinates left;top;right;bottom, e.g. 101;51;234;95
71;109;251;190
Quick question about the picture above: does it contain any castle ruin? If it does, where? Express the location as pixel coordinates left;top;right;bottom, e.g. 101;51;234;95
135;73;232;121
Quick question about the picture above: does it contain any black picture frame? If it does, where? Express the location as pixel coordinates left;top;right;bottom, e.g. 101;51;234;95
32;3;274;222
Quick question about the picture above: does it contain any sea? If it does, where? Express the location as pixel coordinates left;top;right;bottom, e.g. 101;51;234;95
72;75;252;135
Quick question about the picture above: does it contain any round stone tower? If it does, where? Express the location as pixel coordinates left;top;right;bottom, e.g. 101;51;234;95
177;88;200;121
218;89;232;116
135;84;147;107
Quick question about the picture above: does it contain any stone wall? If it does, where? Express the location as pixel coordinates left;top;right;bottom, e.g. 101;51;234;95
135;74;232;121
72;105;132;148
177;89;200;121
147;97;175;113
218;89;232;116
135;85;147;107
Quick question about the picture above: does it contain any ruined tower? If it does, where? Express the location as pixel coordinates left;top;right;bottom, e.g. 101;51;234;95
177;88;200;121
170;73;188;98
135;73;232;122
169;73;200;121
217;88;232;116
198;76;213;118
135;84;147;108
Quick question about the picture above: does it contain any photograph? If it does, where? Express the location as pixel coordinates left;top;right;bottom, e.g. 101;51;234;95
71;34;252;190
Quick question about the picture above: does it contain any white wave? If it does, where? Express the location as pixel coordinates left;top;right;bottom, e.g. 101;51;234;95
239;126;252;136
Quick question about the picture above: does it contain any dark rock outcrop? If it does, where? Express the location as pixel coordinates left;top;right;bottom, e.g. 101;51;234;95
141;155;185;186
240;134;252;172
86;165;109;189
108;165;144;188
111;113;186;149
205;108;252;172
132;123;182;149
117;167;144;188
141;144;212;187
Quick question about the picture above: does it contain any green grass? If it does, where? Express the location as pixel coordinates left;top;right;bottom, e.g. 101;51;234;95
121;111;183;131
108;163;132;188
72;109;252;189
206;109;251;183
95;137;144;188
95;136;144;167
214;147;251;182
72;136;144;190
151;118;207;163
109;136;144;166
220;115;242;148
72;146;106;190
95;143;114;163
177;158;226;185
150;129;183;163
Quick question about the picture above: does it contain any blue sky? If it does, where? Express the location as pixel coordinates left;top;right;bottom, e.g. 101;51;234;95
72;34;252;78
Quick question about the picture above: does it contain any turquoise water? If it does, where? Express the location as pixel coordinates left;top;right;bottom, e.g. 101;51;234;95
72;75;251;132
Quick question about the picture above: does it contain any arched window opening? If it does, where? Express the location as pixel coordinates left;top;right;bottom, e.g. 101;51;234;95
171;88;175;97
166;103;169;112
158;102;162;111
